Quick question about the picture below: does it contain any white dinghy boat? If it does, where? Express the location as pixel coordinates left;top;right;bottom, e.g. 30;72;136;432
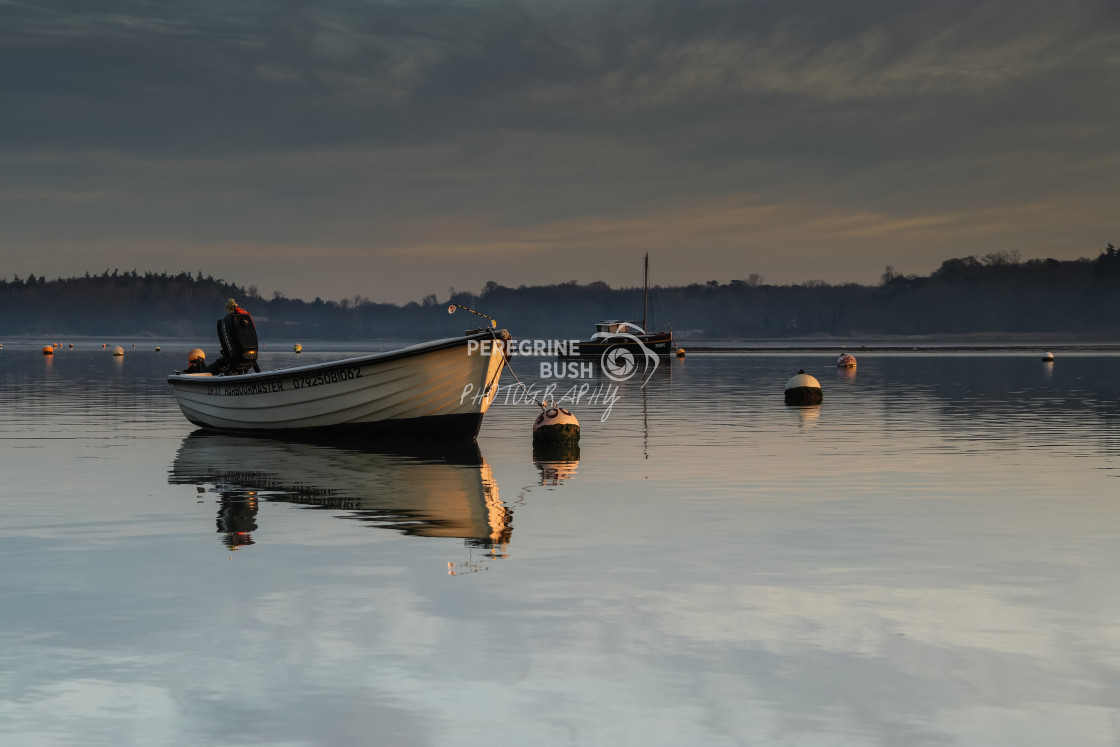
167;302;509;439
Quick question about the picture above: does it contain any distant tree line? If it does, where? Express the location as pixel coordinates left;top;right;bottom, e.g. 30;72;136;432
2;246;1119;340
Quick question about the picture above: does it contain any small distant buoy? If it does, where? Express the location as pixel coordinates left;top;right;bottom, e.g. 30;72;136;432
131;344;136;348
784;370;822;405
112;346;124;356
676;348;686;358
68;343;74;349
532;406;580;444
42;345;54;356
293;343;302;353
837;353;856;368
1041;351;1054;362
155;346;161;352
102;343;107;349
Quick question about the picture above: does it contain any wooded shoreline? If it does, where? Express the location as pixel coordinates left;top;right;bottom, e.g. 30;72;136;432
3;247;1119;339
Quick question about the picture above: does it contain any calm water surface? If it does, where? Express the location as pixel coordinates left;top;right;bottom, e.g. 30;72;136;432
2;341;1119;746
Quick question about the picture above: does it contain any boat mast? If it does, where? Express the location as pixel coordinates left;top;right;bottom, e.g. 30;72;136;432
642;252;649;331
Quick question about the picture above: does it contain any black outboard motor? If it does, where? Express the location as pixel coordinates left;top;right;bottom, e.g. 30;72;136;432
207;300;261;375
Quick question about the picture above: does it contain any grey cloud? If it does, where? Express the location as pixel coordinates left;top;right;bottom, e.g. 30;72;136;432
4;0;1116;156
1;0;1117;300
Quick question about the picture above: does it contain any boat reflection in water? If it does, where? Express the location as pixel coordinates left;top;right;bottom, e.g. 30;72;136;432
532;443;580;486
170;432;511;553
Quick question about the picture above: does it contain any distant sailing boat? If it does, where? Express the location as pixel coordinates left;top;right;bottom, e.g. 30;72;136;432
559;253;674;360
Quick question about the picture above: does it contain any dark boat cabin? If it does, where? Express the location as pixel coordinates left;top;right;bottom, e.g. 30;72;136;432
595;320;639;335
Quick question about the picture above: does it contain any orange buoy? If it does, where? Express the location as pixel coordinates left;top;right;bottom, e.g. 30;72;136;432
112;346;124;356
185;348;206;372
42;345;54;355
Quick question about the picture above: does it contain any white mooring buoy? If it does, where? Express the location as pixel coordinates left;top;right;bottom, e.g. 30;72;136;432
837;353;856;368
1041;351;1055;362
532;406;580;445
112;346;125;357
784;370;822;405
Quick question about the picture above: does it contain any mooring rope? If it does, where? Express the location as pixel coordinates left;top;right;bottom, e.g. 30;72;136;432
449;303;546;411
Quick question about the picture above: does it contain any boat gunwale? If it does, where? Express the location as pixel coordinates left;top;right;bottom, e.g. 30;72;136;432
167;329;507;388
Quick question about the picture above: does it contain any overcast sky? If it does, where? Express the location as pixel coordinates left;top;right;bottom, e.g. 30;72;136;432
2;0;1117;303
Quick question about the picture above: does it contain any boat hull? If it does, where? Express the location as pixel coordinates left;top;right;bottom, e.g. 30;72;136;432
167;331;507;438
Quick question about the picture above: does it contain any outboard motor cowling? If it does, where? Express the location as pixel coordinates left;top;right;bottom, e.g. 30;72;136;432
208;303;261;374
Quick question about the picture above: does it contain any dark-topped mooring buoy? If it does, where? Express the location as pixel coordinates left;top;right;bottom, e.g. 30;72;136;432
784;370;822;405
533;406;580;445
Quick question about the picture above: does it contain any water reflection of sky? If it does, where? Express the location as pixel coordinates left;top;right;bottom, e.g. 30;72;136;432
0;347;1118;744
